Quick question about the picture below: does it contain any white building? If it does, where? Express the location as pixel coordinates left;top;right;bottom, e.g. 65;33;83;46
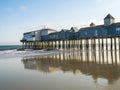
22;28;57;41
23;31;35;41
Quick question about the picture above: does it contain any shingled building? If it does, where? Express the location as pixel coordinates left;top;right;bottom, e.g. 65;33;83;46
21;14;120;50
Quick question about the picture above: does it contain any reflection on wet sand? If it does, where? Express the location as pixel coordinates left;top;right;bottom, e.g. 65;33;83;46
22;50;120;84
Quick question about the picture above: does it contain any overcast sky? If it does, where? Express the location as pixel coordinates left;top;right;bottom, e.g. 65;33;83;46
0;0;120;45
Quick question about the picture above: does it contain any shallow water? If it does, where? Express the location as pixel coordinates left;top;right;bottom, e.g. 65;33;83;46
0;50;120;90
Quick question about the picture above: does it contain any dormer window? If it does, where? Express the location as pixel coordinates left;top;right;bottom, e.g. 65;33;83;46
104;14;115;26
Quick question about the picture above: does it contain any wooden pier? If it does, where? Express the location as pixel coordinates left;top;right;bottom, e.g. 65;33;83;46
21;14;120;51
21;37;120;51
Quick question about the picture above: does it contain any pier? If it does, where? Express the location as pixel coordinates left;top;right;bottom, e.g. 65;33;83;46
21;14;120;51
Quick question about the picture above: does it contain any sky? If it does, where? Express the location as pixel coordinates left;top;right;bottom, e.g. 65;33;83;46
0;0;120;45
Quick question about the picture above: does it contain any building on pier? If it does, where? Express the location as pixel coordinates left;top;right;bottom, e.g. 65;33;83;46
21;14;120;50
78;14;120;39
21;28;57;49
41;27;78;41
21;28;57;42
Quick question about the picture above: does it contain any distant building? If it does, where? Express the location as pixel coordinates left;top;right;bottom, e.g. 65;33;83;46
21;28;57;42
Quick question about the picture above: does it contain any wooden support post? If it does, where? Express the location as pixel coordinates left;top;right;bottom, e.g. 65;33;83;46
49;41;51;49
114;37;117;64
78;39;80;49
53;41;54;49
72;40;74;49
29;42;31;49
26;42;28;49
45;41;47;48
114;37;117;51
98;38;100;51
91;39;94;51
66;40;68;49
61;40;63;50
69;40;70;49
101;38;104;50
80;39;82;50
98;38;101;63
111;38;113;50
101;38;104;63
48;41;50;50
57;41;58;49
22;42;24;49
106;38;108;64
119;38;120;60
81;39;83;51
86;39;89;51
43;41;45;49
86;39;89;62
60;40;61;49
52;41;54;50
94;38;96;50
55;41;57;49
94;39;96;62
84;39;86;51
69;40;71;49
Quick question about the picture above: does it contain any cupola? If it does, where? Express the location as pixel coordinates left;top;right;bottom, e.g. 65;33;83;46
104;14;115;26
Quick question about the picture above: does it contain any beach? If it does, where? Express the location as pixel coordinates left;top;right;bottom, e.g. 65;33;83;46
0;48;120;90
1;0;120;90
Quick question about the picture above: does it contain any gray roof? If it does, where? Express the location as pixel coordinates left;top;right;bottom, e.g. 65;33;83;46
40;28;57;31
79;25;104;31
90;22;95;26
61;29;69;32
79;22;120;32
104;14;115;19
70;27;78;32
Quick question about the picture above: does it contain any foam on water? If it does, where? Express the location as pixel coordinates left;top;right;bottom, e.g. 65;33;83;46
0;49;62;59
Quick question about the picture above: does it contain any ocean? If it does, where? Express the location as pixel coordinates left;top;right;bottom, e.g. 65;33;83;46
0;45;61;58
0;45;22;51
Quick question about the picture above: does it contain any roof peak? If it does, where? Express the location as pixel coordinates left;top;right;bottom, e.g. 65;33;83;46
104;14;115;19
90;22;95;27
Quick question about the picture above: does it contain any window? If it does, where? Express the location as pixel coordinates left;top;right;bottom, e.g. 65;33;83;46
95;30;98;36
85;31;87;35
116;27;120;35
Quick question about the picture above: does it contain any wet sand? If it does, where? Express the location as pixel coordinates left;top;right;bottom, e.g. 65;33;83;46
0;49;120;90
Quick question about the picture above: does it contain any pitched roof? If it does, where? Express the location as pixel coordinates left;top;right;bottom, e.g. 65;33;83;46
70;27;78;32
79;25;104;31
90;22;95;27
61;29;69;32
104;14;115;19
40;28;57;31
